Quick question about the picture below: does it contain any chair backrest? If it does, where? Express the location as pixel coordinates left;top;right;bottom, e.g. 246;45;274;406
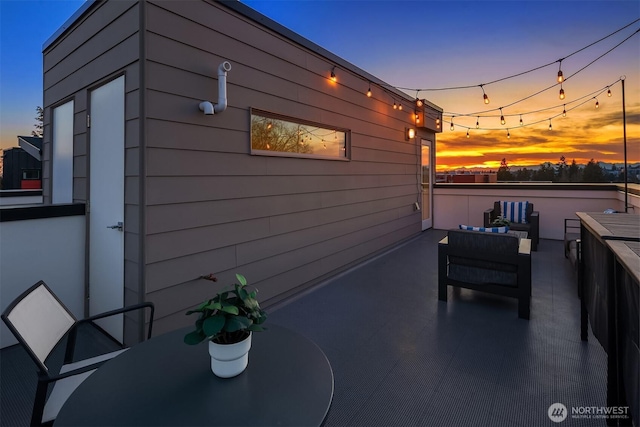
1;281;76;373
448;229;519;257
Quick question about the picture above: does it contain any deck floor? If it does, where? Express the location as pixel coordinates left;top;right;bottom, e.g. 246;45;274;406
1;230;607;426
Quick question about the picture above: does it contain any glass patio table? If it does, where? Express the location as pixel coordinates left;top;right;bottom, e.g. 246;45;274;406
54;324;334;426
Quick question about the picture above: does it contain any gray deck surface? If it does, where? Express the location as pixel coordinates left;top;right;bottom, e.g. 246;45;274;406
1;230;607;426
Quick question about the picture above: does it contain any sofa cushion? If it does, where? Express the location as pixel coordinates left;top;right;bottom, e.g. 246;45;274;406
459;224;509;233
500;201;529;224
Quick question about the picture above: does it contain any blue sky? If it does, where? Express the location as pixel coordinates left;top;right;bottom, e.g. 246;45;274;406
1;0;638;168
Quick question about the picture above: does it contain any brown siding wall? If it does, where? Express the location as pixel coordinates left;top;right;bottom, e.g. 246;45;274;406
42;0;144;342
143;0;435;334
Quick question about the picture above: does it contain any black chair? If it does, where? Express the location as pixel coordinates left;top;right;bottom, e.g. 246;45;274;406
484;201;540;251
1;280;154;426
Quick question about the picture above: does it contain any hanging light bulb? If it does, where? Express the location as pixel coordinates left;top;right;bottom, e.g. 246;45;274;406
366;84;372;97
415;112;420;123
519;115;523;126
450;118;454;131
607;87;612;97
500;108;505;126
398;103;403;111
562;105;567;117
480;85;490;104
435;119;440;129
595;97;599;109
476;117;480;129
548;119;552;131
507;129;511;139
330;67;337;82
393;101;397;110
466;129;470;138
557;60;564;83
559;86;565;100
416;98;423;108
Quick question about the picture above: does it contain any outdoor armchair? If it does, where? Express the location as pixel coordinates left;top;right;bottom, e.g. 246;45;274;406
484;200;540;250
1;280;154;426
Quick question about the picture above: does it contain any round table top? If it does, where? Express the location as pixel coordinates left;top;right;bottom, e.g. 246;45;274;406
55;324;334;426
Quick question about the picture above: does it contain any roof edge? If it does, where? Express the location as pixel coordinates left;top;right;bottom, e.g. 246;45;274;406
43;0;98;51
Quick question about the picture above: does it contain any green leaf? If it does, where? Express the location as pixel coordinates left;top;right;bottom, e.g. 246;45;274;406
224;316;252;332
220;305;239;315
236;274;247;287
202;315;225;336
247;324;265;332
184;330;206;345
203;301;222;311
238;287;249;301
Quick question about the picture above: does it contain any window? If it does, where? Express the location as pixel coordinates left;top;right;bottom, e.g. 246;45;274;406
22;169;41;180
52;100;74;203
251;110;348;160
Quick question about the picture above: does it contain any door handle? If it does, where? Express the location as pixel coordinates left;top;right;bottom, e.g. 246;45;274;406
107;221;124;231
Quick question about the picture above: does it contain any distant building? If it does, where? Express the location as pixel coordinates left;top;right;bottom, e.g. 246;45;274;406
1;136;42;190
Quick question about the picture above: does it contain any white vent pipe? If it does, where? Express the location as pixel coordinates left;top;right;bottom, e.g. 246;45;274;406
199;61;232;115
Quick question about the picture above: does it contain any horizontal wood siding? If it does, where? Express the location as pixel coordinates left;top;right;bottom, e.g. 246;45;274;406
143;0;435;330
42;1;144;342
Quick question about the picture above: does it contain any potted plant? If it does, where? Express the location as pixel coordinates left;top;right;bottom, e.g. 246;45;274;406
491;216;511;227
184;273;267;378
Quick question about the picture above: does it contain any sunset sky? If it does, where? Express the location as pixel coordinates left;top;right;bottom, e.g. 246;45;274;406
1;0;638;171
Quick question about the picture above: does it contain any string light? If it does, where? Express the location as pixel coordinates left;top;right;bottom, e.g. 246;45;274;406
594;97;599;108
548;119;552;130
466;129;470;138
519;115;524;126
480;84;490;104
559;85;565;100
398;103;403;111
476;117;480;129
507;129;511;139
607;87;612;97
435;118;440;129
416;98;423;107
330;66;337;82
415;112;420;124
562;105;567;117
450;118;455;131
393;101;398;110
499;108;505;125
557;60;564;83
366;83;372;97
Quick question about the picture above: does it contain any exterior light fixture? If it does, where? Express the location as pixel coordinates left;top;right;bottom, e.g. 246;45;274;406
330;67;337;82
450;118;454;131
466;129;470;138
548;119;552;130
393;101;398;110
562;105;567;117
519;115;523;126
595;97;599;109
559;86;565;100
476;117;480;129
398;103;403;111
416;98;423;107
499;108;505;126
507;129;511;139
607;87;612;97
366;84;372;97
406;128;416;140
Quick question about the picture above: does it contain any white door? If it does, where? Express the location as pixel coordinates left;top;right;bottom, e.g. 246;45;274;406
89;76;125;342
421;139;433;230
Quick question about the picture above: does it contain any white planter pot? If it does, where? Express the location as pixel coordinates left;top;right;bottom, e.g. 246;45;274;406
208;332;252;378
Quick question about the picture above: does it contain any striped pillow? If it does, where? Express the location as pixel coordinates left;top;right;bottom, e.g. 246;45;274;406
459;224;509;233
500;201;529;224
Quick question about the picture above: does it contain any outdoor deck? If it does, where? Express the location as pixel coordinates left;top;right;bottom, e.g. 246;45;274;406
1;229;608;427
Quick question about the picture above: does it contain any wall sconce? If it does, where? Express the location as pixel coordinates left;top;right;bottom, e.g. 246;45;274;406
406;128;416;140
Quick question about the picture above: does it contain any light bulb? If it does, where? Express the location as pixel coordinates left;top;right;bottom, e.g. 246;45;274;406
393;102;397;110
519;115;523;126
548;120;552;131
507;130;510;139
595;101;599;109
476;117;480;129
557;70;564;83
436;118;440;125
367;87;372;97
607;88;612;97
450;121;454;131
559;87;565;100
466;130;470;138
483;93;490;104
562;105;566;117
398;104;403;111
416;98;423;107
330;70;337;82
500;115;505;126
